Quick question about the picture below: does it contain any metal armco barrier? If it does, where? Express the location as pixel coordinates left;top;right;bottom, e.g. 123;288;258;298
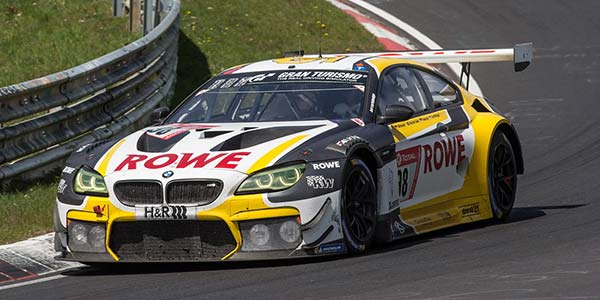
0;0;180;185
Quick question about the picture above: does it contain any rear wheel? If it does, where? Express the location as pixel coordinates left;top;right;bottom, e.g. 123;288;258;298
341;159;377;254
488;131;518;221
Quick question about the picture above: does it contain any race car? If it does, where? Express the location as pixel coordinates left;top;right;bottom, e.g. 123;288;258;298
54;43;532;262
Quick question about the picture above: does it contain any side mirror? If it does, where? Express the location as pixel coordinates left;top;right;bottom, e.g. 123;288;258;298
377;104;414;124
150;106;170;124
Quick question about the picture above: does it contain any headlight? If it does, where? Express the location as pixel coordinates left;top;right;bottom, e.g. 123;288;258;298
73;166;108;197
236;163;305;194
68;220;106;253
240;217;302;251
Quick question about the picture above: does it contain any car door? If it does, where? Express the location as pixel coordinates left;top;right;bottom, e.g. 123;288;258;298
377;66;475;214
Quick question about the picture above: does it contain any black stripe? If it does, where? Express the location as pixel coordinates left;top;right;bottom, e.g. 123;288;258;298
446;106;470;131
302;225;334;249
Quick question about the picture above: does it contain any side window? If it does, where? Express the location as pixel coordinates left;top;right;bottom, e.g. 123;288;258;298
378;67;428;115
414;70;459;108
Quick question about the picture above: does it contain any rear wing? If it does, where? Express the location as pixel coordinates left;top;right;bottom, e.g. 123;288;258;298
366;43;533;72
363;43;532;91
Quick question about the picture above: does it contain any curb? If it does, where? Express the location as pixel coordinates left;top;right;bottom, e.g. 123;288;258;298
0;233;80;285
328;0;484;96
328;0;416;51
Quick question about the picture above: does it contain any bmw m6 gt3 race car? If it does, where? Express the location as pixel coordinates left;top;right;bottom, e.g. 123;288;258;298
54;43;532;262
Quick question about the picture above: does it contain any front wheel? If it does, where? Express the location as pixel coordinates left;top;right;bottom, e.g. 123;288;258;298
488;131;518;221
341;158;377;254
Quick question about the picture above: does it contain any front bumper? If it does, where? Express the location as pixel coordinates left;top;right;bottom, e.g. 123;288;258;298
55;194;345;262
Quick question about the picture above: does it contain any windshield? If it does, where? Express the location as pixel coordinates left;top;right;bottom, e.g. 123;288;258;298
167;70;368;123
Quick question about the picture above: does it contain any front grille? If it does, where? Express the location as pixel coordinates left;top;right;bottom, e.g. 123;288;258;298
166;181;222;205
109;220;236;261
114;181;162;206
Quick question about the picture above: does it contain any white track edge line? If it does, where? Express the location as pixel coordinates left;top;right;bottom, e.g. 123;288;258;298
0;275;67;291
347;0;484;96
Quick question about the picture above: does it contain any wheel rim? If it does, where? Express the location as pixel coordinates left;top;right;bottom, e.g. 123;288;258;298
490;142;517;210
343;168;376;243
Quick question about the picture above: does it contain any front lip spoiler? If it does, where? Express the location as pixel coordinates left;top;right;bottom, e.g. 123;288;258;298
55;248;344;263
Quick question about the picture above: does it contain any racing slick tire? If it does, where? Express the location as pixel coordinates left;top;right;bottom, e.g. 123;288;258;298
341;158;377;254
488;131;518;221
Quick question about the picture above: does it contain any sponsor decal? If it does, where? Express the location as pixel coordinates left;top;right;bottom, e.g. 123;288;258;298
208;79;226;90
62;166;76;174
277;71;367;82
115;152;250;171
391;112;443;129
336;135;361;147
318;243;345;254
386;168;398;209
422;134;466;174
306;175;335;189
247;73;276;83
146;126;187;140
57;179;67;194
353;63;367;71
143;206;188;220
93;205;106;216
300;149;313;157
369;93;375;113
145;123;215;141
392;220;406;235
220;78;239;89
351;118;365;127
312;161;340;170
234;73;277;87
388;199;399;210
461;203;480;217
327;135;365;154
396;145;421;202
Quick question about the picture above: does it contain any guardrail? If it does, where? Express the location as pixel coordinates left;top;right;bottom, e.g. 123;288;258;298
0;0;181;186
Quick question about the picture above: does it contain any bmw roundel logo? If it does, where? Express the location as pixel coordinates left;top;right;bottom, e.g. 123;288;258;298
162;170;174;178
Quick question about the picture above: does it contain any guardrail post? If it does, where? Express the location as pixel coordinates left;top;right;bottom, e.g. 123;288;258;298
113;0;125;17
129;0;142;33
143;0;160;35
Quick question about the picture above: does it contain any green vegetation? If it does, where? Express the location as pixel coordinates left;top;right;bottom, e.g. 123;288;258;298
173;0;384;103
0;0;383;244
0;0;136;87
0;184;57;244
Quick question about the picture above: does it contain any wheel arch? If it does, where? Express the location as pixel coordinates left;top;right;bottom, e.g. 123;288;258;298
495;123;524;174
467;114;520;197
347;145;380;188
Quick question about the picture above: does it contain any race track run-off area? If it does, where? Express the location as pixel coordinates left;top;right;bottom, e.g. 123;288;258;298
2;1;600;299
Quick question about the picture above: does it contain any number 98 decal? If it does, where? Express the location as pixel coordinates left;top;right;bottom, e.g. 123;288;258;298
396;145;421;201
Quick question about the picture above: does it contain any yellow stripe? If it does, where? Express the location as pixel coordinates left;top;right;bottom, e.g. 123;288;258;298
97;139;126;175
390;110;449;138
389;126;405;143
247;135;308;174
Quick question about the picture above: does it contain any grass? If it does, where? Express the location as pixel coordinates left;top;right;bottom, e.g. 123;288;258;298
0;0;136;87
172;0;384;104
0;0;383;244
0;184;57;244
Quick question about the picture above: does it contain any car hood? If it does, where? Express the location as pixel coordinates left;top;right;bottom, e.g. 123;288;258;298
100;120;338;178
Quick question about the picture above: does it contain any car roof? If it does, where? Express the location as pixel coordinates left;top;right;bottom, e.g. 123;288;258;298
227;54;434;76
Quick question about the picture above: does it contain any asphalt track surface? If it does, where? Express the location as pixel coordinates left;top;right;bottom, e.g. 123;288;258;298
3;1;600;299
